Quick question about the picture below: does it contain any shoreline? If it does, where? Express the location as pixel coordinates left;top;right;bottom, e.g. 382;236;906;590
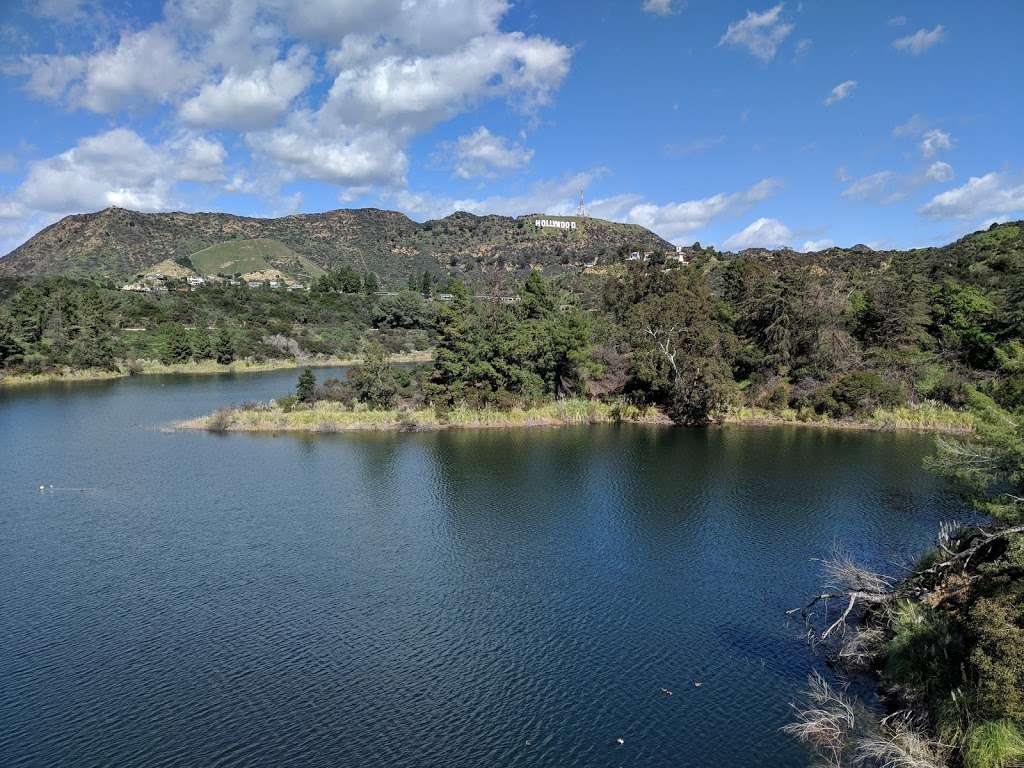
175;400;972;435
0;351;433;388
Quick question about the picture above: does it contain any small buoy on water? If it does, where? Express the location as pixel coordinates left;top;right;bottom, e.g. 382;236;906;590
39;485;45;491
616;737;625;746
693;681;703;688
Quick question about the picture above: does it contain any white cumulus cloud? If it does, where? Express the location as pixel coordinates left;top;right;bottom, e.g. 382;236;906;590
179;47;315;130
719;4;793;62
446;127;533;179
723;217;794;250
824;80;857;106
642;0;680;16
892;25;945;55
800;238;834;252
925;161;953;183
21;26;205;113
919;172;1024;221
920;128;952;157
10;128;226;216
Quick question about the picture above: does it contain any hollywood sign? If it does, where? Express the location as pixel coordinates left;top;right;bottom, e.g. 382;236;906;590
534;219;577;230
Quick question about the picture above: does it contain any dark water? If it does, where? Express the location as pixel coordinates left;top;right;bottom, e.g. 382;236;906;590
0;370;966;767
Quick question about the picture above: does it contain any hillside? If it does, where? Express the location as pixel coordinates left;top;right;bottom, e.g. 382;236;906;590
0;207;674;284
186;238;325;281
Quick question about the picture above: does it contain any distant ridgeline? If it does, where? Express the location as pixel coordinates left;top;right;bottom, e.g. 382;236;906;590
0;207;674;286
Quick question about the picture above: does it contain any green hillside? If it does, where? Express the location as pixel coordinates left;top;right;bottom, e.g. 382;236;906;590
187;238;325;280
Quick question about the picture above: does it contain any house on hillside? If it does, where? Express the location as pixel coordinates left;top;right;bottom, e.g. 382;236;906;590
121;282;151;293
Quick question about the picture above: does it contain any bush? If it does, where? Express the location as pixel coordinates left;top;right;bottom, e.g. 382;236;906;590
883;600;967;704
276;394;299;412
818;372;904;418
922;372;971;408
206;408;233;433
318;377;355;403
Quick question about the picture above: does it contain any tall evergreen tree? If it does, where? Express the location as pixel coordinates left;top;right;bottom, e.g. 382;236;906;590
296;368;316;403
0;310;23;366
214;330;235;365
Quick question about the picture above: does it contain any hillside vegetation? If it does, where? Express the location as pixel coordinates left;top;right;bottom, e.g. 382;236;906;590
0;206;673;285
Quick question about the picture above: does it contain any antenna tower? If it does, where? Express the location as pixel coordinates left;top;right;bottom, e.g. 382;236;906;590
577;189;587;218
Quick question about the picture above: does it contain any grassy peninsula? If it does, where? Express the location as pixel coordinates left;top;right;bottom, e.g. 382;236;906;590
182;397;972;434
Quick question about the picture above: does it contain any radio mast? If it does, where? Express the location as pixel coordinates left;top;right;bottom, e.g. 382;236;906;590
576;189;587;218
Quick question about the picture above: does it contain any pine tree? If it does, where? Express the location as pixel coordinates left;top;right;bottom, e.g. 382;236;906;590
70;288;116;369
0;310;23;366
296;368;316;403
158;323;193;365
214;330;235;365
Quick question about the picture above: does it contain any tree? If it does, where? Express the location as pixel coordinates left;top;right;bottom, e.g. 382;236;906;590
363;271;380;295
628;270;737;425
296;368;316;403
373;291;430;329
348;341;398;408
10;286;46;346
931;389;1024;524
158;322;193;365
519;269;556;319
429;282;500;406
70;288;116;369
420;270;433;298
0;310;23;366
929;280;997;368
214;330;235;365
852;274;927;350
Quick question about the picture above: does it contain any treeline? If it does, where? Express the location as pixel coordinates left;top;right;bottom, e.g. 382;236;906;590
0;276;438;373
596;231;1024;423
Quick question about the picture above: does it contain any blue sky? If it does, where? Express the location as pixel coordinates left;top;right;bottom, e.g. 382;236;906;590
0;0;1022;255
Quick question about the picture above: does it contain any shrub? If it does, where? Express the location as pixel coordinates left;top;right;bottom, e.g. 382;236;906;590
883;600;967;704
318;377;355;403
276;395;299;412
923;372;971;408
206;408;233;433
819;372;904;418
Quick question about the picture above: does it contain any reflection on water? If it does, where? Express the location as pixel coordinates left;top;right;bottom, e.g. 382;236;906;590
0;371;966;767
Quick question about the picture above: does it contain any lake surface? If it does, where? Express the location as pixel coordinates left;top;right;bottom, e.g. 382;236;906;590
0;370;967;767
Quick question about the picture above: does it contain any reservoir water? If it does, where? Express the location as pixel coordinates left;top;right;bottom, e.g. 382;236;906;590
0;369;966;767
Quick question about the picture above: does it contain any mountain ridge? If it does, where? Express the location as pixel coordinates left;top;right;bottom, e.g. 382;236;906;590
0;206;676;284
